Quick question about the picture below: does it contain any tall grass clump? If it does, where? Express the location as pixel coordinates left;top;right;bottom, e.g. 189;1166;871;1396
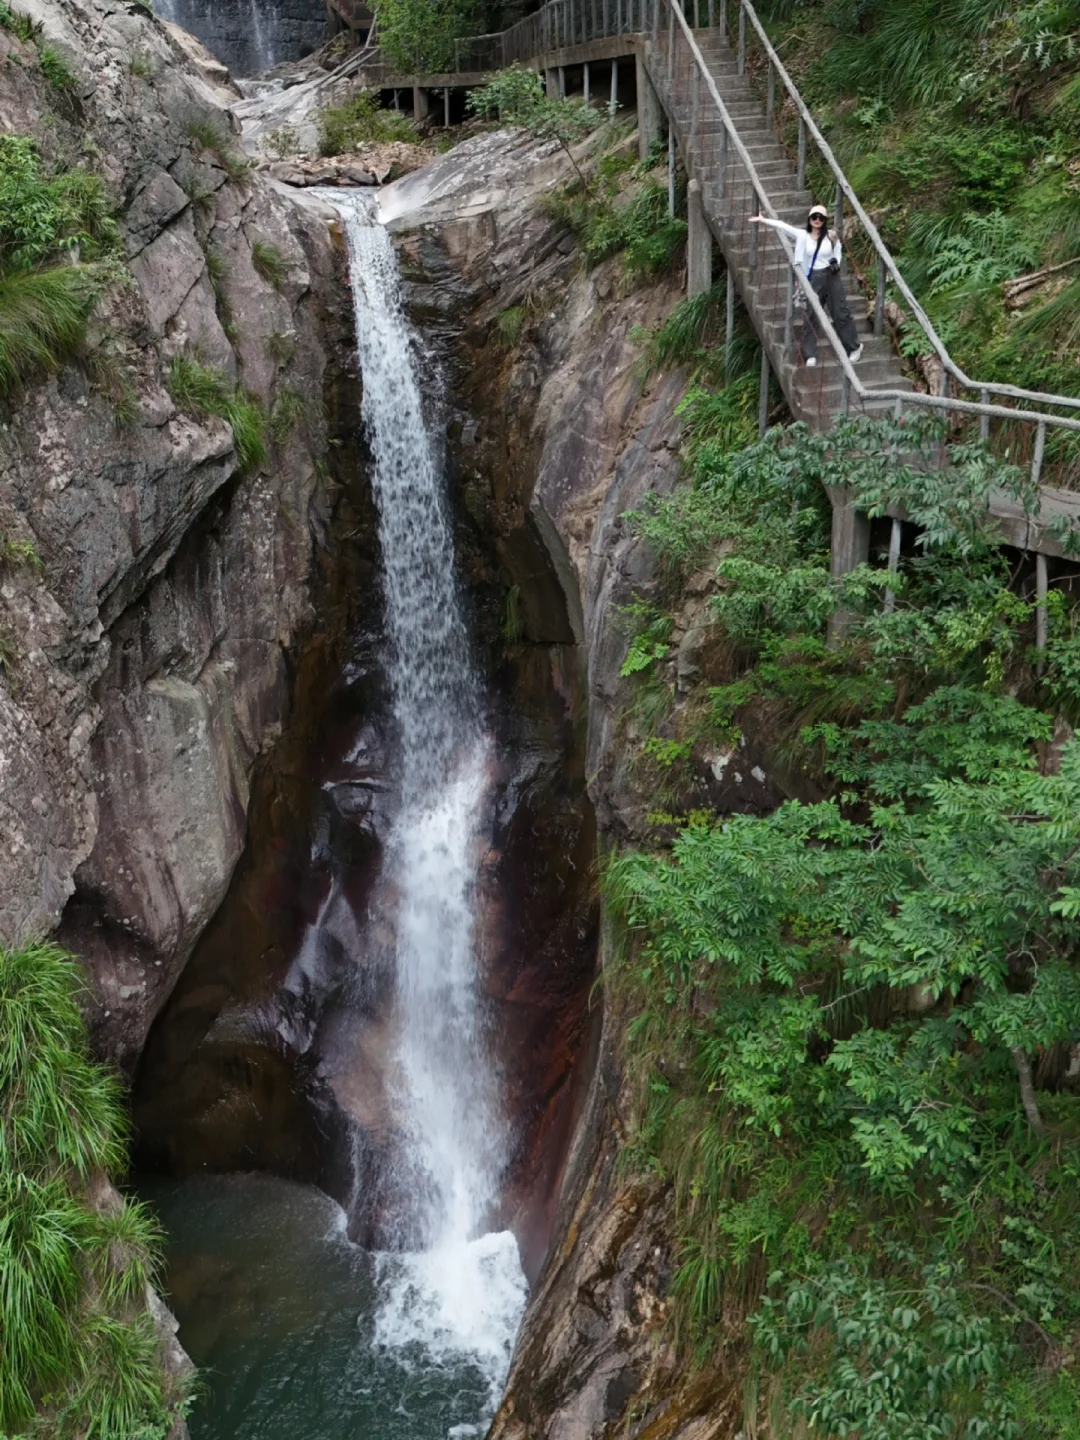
168;353;267;473
0;939;183;1437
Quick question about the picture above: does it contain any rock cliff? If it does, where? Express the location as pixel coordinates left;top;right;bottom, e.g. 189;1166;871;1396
0;0;349;1070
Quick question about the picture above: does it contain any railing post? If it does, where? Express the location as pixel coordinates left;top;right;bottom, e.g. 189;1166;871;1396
833;179;843;238
668;1;674;83
726;266;735;372
719;0;727;41
1036;551;1048;674
454;38;461;71
758;347;770;437
766;60;775;130
883;516;902;615
668;128;676;217
1031;418;1047;488
444;86;450;124
737;1;746;72
783;266;794;351
592;0;598;39
797;116;806;190
691;64;699;152
584;60;590;103
609;56;619;114
874;254;886;336
979;388;990;444
603;0;610;34
708;0;715;25
842;372;851;416
719;123;727;197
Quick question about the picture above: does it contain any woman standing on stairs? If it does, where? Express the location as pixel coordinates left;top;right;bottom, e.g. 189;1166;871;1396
749;204;863;368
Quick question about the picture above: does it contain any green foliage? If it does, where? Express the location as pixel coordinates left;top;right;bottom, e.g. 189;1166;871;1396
619;600;672;677
317;89;416;156
610;417;1080;1435
373;0;483;74
128;51;154;79
168;355;267;473
0;135;117;270
468;65;600;150
0;940;180;1437
251;239;285;290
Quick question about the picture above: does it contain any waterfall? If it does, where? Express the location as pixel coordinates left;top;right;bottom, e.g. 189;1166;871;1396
323;189;527;1412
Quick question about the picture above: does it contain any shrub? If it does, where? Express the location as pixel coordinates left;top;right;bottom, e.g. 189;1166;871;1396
373;0;483;74
608;417;1080;1434
185;114;252;182
317;89;416;156
168;354;267;473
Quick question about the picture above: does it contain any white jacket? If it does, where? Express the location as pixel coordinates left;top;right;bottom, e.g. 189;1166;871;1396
758;218;841;277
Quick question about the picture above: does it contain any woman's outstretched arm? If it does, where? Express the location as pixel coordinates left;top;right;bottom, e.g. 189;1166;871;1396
749;215;802;239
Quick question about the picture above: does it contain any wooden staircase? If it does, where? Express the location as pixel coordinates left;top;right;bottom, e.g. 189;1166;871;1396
643;29;915;430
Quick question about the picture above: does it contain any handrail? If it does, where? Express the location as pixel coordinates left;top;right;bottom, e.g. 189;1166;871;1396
735;0;1080;417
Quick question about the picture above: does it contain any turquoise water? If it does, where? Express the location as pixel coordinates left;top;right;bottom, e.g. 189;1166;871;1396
145;1174;509;1440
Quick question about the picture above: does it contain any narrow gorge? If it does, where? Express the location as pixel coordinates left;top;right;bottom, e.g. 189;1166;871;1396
4;0;1080;1438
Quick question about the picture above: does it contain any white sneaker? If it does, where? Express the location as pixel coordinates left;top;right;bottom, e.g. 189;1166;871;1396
850;345;864;362
805;356;817;368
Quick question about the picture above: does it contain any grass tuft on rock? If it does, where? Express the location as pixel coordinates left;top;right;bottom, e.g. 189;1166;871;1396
0;939;184;1437
168;353;267;473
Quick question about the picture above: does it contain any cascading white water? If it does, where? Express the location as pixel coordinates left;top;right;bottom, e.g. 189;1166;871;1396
323;189;527;1414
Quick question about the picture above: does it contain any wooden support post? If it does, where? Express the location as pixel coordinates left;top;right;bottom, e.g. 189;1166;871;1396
758;347;770;437
444;87;450;125
545;67;559;97
609;56;618;114
584;60;590;105
842;372;851;416
828;487;871;643
668;128;676;217
980;388;990;444
559;65;566;97
636;53;663;159
1036;551;1048;674
412;85;429;123
393;88;401;111
687;180;712;297
874;254;886;336
883;516;901;615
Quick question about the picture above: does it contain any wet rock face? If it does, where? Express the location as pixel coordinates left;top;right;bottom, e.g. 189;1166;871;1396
156;0;329;77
